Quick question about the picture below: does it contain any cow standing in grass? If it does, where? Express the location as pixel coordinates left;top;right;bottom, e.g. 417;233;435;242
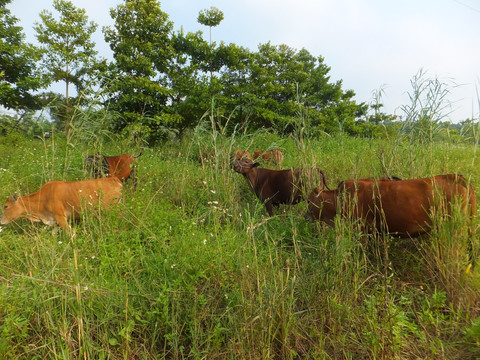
305;175;476;263
234;158;328;216
1;177;122;233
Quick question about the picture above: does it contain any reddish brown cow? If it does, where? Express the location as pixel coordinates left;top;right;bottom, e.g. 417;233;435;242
87;153;140;184
231;150;252;161
1;177;122;232
305;174;476;237
234;158;328;216
253;149;284;165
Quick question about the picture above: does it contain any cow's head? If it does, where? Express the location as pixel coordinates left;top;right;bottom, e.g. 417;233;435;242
233;158;259;174
0;195;22;224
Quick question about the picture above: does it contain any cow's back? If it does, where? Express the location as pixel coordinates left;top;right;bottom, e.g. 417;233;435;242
39;177;122;213
349;175;474;235
256;168;298;204
1;177;122;229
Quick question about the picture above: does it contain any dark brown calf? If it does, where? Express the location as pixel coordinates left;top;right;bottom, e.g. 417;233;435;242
234;158;328;216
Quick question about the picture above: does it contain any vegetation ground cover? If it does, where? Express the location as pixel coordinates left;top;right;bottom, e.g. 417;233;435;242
1;124;480;359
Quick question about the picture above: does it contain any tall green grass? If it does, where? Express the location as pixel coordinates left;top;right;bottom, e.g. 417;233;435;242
1;96;480;358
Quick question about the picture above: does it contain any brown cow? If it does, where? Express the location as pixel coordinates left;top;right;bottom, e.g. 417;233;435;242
0;177;122;232
230;150;252;167
253;149;284;165
234;158;328;216
87;153;141;185
305;174;476;237
231;150;252;161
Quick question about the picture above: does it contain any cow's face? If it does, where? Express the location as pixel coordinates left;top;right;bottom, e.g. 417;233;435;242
0;195;23;224
233;159;259;174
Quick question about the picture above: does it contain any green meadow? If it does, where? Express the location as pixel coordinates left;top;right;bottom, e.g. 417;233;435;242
1;123;480;359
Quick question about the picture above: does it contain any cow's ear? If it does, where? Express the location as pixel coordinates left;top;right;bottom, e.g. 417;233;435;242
252;162;260;168
10;194;17;201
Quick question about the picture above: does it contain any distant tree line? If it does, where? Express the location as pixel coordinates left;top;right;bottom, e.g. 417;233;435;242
1;0;475;143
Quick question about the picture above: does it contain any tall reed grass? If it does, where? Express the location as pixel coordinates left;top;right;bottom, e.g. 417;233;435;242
1;74;480;359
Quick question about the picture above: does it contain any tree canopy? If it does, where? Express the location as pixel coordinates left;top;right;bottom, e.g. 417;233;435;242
0;0;42;112
34;0;101;132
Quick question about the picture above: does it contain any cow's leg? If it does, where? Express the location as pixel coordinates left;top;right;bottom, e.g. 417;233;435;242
265;201;274;216
54;214;71;232
129;167;137;190
53;205;72;233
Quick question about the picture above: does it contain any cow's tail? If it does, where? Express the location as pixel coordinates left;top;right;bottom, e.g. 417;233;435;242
319;169;330;191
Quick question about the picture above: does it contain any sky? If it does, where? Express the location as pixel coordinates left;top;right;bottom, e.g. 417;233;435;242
6;0;480;122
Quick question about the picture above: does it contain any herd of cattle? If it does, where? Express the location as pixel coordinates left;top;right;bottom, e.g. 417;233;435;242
0;148;477;261
231;150;476;234
230;149;477;263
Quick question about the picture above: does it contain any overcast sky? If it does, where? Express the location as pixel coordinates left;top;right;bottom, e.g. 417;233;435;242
7;0;480;122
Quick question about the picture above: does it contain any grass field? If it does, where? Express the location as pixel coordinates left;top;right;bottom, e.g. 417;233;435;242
1;124;480;359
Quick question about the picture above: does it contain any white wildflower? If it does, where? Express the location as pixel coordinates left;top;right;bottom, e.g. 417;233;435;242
210;189;216;194
203;239;207;245
171;264;176;269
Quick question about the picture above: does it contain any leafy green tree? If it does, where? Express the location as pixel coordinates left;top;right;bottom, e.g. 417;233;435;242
103;0;174;143
0;0;42;112
197;7;224;85
168;29;212;134
215;43;363;134
197;7;224;46
34;0;100;132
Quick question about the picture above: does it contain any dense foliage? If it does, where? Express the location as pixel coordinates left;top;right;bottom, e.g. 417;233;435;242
0;0;43;112
1;127;480;358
